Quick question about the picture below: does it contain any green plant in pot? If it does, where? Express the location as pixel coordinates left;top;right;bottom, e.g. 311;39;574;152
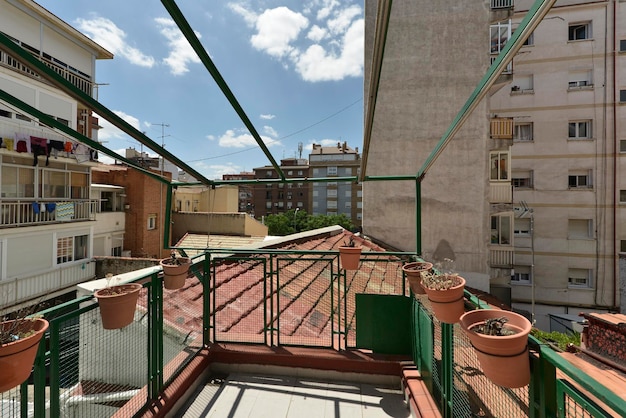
459;309;532;388
160;251;191;290
338;237;361;270
420;259;466;324
0;314;49;392
402;260;433;296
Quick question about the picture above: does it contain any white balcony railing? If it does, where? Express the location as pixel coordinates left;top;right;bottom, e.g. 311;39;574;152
489;244;514;267
0;200;98;227
489;182;512;203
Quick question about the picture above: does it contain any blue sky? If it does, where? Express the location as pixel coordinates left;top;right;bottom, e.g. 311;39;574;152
37;0;364;179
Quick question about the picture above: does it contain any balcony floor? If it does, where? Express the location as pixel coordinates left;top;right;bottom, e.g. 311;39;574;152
176;372;408;418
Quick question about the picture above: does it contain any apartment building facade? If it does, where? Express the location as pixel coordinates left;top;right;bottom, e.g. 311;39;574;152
0;0;113;308
489;0;626;323
309;142;362;228
222;171;255;214
252;158;310;219
364;0;625;329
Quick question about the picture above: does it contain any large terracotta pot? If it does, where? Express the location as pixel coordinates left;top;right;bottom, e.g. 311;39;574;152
339;246;361;270
94;283;142;330
160;257;191;290
402;261;433;295
0;318;49;392
459;309;532;388
422;275;466;324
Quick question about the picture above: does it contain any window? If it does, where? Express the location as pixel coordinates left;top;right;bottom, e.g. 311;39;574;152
297;202;303;207
490;20;511;54
327;201;337;209
522;31;534;46
287;171;293;175
287;191;293;200
287;202;293;209
298;170;303;176
0;109;11;119
266;202;272;209
620;190;626;203
112;246;122;257
620;90;626;103
312;190;318;197
568;71;592;89
265;191;272;199
491;214;512;245
568;22;591;41
312;168;319;176
327;189;337;197
57;234;88;264
512;265;532;285
514;218;531;235
490;152;509;181
568;120;591;139
327;166;337;176
568;268;592;288
621;240;626;253
512;75;533;92
278;191;284;199
1;165;35;198
620;140;626;153
513;123;533;141
512;170;533;188
345;202;352;208
621;40;626;52
568;171;592;188
147;214;157;230
568;219;592;239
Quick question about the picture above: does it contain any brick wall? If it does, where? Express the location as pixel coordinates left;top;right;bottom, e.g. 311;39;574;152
581;313;626;364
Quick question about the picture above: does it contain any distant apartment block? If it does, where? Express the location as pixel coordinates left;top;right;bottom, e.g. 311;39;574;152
222;172;255;214
252;158;310;219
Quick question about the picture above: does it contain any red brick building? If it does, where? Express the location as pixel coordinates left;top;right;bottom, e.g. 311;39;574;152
92;165;172;259
252;158;310;219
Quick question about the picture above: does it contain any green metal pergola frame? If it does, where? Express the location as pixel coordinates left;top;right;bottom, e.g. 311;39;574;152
0;0;556;253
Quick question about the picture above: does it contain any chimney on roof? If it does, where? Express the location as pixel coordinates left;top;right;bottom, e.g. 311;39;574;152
337;142;341;148
342;141;347;152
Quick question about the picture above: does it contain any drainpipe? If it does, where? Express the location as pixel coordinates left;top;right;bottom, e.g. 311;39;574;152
612;0;618;309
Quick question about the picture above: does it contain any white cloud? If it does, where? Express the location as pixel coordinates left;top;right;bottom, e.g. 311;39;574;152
97;147;127;165
217;128;279;148
260;114;276;120
75;17;155;67
295;18;363;82
97;110;142;141
230;3;363;82
263;126;278;137
307;25;327;42
251;7;309;58
155;17;201;76
194;161;243;180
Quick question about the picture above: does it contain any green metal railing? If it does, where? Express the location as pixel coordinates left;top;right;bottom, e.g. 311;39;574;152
411;295;626;418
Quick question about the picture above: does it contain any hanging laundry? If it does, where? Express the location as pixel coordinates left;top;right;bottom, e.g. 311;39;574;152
49;140;64;159
45;202;56;213
74;143;90;163
30;136;49;166
56;202;74;220
4;138;14;151
15;133;30;153
32;201;40;214
64;141;74;157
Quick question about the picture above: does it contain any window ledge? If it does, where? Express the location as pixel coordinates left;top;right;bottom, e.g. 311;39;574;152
567;86;594;91
510;89;534;95
567;137;595;141
567;286;594;291
567;38;594;43
511;282;532;286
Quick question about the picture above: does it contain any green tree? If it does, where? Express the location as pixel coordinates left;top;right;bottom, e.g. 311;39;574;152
264;210;354;236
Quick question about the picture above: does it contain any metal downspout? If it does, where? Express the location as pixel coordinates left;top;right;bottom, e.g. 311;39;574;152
612;0;618;309
160;0;286;181
361;0;393;182
417;0;557;178
0;32;211;186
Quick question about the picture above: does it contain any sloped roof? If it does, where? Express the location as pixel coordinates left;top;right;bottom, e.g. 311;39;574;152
161;226;404;347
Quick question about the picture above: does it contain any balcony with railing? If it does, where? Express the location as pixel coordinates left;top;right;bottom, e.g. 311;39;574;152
1;245;624;417
0;200;98;228
491;0;514;10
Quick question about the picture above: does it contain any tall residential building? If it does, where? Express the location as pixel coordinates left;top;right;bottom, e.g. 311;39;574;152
309;142;362;228
0;0;112;308
364;0;625;328
222;172;255;214
252;158;310;219
489;0;626;324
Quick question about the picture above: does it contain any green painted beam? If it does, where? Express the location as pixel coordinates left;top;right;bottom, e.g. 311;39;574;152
160;0;286;181
417;0;557;178
0;31;211;186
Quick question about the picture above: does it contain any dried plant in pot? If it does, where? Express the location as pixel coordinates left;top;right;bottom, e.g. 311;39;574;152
94;275;142;330
160;251;192;290
420;260;466;324
459;309;532;388
402;260;433;296
338;237;361;270
0;315;49;392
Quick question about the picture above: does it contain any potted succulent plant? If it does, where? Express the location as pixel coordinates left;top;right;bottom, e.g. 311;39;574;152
402;260;433;296
160;251;192;290
459;309;532;388
338;237;361;270
0;315;49;392
420;259;466;324
94;275;142;330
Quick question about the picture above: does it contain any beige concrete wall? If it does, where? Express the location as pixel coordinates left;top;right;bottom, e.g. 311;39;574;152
363;0;491;281
173;185;239;213
172;212;268;240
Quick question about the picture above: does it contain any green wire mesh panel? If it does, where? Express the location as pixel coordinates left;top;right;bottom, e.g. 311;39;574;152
557;379;612;417
0;384;25;417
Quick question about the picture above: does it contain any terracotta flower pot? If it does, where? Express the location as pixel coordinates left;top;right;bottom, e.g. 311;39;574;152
402;261;433;295
459;309;532;388
160;257;191;290
422;275;466;324
94;283;142;330
0;318;49;392
339;246;361;270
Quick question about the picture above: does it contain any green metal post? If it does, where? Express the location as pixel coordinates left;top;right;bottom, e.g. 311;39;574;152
343;269;348;350
441;323;454;418
49;320;60;417
20;381;28;418
202;254;211;346
269;255;274;346
148;274;163;399
416;179;422;256
32;333;47;417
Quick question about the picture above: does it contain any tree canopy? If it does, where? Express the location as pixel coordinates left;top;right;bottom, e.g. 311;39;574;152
264;210;355;236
